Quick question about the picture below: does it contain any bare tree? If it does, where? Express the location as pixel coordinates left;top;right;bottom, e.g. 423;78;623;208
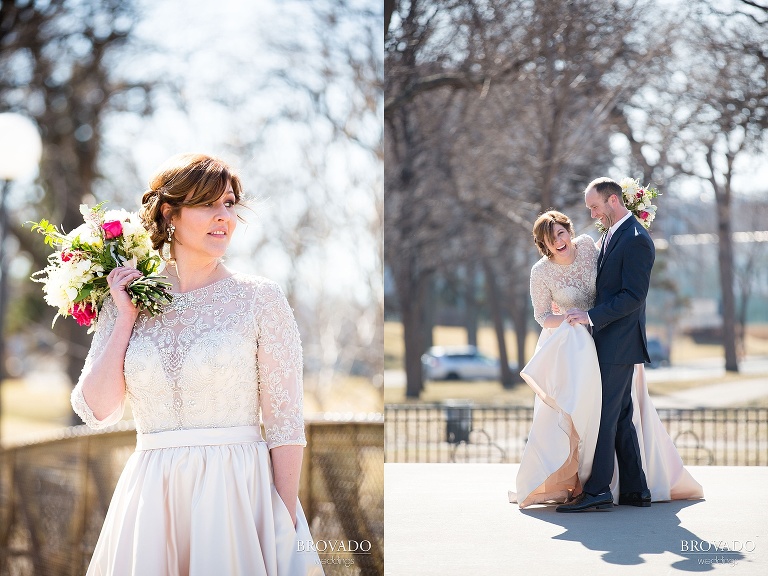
385;0;675;397
733;198;768;357
635;3;768;372
1;0;160;421
208;0;385;406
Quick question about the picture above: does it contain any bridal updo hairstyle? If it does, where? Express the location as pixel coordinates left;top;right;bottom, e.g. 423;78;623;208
139;153;243;251
533;210;574;258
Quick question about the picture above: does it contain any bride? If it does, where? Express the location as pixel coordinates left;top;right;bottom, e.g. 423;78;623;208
509;210;703;508
71;154;323;575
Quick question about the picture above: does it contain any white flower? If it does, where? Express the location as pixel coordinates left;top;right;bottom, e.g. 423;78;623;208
67;223;102;246
39;256;94;311
103;208;132;223
79;204;102;226
620;177;639;195
120;218;143;239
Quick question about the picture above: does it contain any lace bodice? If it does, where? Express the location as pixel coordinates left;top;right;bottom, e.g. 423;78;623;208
530;234;599;327
71;273;306;449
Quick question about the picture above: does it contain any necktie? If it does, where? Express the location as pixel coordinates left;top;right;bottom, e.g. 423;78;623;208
599;229;612;267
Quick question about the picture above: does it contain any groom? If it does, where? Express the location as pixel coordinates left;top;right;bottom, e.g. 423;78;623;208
557;177;655;512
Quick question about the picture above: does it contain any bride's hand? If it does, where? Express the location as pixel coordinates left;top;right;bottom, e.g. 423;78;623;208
565;308;589;326
107;267;143;320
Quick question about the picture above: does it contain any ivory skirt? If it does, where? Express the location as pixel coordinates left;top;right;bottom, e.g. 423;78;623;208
86;426;324;576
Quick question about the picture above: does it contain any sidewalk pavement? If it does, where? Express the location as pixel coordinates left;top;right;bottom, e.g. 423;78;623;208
651;378;768;409
645;356;768;408
385;463;768;576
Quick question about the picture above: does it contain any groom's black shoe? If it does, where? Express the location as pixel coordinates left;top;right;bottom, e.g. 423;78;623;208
619;489;652;507
555;491;613;512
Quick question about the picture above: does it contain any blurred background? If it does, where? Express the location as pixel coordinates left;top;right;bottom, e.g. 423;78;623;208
1;1;383;574
384;0;768;465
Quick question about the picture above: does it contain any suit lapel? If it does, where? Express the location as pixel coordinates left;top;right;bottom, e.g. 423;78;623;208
597;216;635;275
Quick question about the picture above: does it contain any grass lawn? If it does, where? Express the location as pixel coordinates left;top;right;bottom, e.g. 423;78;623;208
644;373;768;396
0;378;75;445
384;379;534;406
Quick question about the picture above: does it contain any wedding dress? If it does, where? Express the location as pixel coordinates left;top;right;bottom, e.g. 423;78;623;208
71;273;323;575
509;234;703;508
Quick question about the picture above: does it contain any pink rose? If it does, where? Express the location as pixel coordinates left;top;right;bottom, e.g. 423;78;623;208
639;211;649;220
61;251;74;262
71;302;98;327
102;220;123;239
636;191;644;198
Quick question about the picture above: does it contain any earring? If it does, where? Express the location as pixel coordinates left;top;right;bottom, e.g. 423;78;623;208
162;224;176;266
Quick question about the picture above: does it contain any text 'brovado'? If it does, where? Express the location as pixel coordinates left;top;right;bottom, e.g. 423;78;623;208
297;540;372;553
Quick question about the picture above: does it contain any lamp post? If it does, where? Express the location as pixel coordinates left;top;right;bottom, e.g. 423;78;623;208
0;113;43;444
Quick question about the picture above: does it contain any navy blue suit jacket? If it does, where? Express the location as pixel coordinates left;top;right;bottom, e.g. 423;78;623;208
589;215;655;365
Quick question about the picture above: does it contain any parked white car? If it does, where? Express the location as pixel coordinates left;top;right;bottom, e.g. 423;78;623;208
421;345;506;381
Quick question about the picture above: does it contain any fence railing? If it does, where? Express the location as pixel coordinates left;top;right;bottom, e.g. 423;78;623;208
0;416;383;576
385;403;768;466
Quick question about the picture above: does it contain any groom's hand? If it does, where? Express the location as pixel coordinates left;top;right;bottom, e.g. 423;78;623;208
565;308;590;326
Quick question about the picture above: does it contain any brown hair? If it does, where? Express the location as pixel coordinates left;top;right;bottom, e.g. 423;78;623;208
532;210;574;257
586;177;624;206
139;153;243;250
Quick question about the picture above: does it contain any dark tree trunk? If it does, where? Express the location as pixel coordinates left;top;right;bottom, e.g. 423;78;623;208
483;260;514;389
707;147;739;372
384;0;396;36
422;276;436;350
508;286;528;382
716;216;739;372
464;262;478;347
398;266;429;398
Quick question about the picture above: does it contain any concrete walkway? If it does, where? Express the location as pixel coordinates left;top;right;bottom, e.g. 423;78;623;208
645;357;768;408
652;378;768;409
385;464;768;576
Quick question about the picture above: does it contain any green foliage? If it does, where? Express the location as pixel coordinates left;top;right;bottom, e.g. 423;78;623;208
26;219;67;248
74;285;93;303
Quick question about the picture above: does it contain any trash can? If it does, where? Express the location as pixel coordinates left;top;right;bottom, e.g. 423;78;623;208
444;400;473;444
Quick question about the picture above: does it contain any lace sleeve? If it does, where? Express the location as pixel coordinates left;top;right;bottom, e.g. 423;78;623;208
530;261;554;327
255;281;307;450
576;233;599;263
70;298;126;429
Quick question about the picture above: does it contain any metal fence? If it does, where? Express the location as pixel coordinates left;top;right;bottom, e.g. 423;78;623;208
0;416;383;576
385;403;768;466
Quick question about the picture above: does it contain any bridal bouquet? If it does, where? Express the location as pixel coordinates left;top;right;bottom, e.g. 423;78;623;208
594;178;661;233
29;203;172;331
619;177;660;230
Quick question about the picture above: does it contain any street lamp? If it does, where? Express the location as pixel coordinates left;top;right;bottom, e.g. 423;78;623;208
0;113;43;444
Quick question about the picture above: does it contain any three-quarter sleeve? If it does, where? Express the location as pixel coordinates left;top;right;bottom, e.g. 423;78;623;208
256;281;307;449
70;298;126;429
530;262;554;327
